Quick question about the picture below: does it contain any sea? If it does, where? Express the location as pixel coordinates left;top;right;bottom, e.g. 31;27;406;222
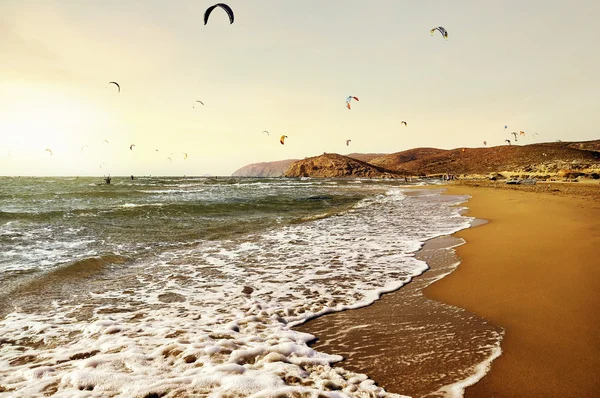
0;176;503;397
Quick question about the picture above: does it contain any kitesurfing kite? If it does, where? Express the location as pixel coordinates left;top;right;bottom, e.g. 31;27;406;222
262;130;269;136
193;100;204;108
100;162;106;169
108;81;120;93
346;96;359;110
204;3;234;25
401;121;407;126
346;139;351;146
483;141;487;146
167;157;172;163
182;153;188;160
81;145;88;152
519;131;526;136
130;144;135;151
511;132;518;141
103;139;109;144
505;139;511;145
45;148;53;156
280;135;288;145
430;26;448;40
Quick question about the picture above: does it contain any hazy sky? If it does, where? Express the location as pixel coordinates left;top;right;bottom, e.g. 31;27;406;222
1;0;599;176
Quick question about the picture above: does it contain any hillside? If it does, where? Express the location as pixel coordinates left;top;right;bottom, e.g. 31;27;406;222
369;142;600;178
284;153;402;178
566;139;600;152
232;159;299;177
368;148;448;170
232;140;600;180
345;153;387;163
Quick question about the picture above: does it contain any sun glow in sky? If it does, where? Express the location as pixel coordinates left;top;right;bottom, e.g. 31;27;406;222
1;0;599;176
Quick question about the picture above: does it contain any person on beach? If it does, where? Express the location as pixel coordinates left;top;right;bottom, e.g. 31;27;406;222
104;176;111;185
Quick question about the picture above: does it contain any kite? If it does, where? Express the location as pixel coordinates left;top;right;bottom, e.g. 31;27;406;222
193;100;204;108
130;144;135;151
346;96;359;110
483;141;487;146
81;145;88;152
204;3;234;25
346;139;351;146
182;153;188;160
167;157;172;163
45;148;53;156
505;139;511;145
430;26;448;40
401;121;407;126
109;81;120;93
262;130;269;136
280;135;288;145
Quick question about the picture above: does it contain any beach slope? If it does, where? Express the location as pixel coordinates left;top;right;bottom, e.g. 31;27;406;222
426;186;600;397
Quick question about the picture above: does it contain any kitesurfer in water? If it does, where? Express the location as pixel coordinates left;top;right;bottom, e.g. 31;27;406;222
105;176;111;184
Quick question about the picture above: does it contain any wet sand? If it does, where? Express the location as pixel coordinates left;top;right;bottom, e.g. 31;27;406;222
426;185;600;397
299;185;600;397
296;230;504;397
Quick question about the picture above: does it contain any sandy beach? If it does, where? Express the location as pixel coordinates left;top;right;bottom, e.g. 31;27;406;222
300;183;600;397
427;185;600;397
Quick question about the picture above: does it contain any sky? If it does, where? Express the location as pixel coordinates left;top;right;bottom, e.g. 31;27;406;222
1;0;599;176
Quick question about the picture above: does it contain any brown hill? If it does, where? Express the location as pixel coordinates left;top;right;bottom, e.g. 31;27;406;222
345;153;387;163
284;153;403;178
368;142;600;178
233;140;600;179
232;159;298;177
368;148;448;170
566;139;600;153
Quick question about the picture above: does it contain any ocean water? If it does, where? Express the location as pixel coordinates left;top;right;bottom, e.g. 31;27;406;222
0;177;500;397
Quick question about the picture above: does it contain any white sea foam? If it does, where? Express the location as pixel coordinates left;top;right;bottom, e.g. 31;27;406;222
119;203;165;208
0;222;97;274
434;344;503;398
0;188;478;397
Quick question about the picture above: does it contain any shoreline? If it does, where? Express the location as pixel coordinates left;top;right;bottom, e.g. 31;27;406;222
425;185;600;397
296;197;504;397
299;183;600;397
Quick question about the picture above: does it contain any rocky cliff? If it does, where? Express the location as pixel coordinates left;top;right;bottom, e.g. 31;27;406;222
284;153;402;178
344;153;387;163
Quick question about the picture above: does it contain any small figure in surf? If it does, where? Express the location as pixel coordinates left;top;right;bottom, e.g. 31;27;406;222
131;175;134;180
105;176;111;185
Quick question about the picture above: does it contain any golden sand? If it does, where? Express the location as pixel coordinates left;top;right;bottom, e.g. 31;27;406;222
425;186;600;397
300;184;600;397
